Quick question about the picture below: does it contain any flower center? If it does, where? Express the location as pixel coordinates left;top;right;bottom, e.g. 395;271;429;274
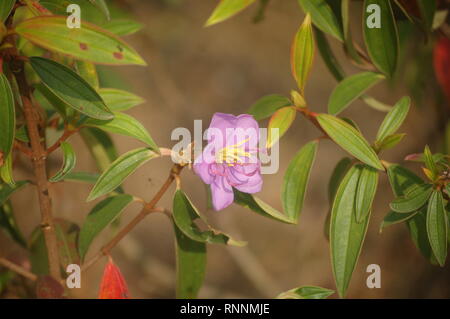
215;138;252;166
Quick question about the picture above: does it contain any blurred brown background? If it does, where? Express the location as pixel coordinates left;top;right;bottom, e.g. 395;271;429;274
2;0;450;298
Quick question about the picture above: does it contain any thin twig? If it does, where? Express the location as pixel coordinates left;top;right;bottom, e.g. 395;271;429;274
82;164;184;272
0;258;37;281
46;128;80;155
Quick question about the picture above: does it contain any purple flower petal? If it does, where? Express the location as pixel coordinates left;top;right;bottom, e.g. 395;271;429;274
211;175;234;211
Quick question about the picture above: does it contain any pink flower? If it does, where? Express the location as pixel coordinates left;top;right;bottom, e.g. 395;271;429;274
194;113;262;211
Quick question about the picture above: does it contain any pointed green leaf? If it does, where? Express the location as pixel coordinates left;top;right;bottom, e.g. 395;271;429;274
0;201;26;247
291;14;315;93
49;142;76;182
341;0;362;64
84;112;159;151
328;157;353;203
330;165;370;298
380;210;419;232
363;0;399;77
80;127;118;172
0;0;14;22
0;181;28;206
423;145;438;180
376;96;410;142
328;72;384;115
0;153;14;185
16;16;146;65
174;222;206;299
297;0;343;41
417;0;436;32
277;286;334;299
390;184;433;213
87;148;159;201
78;194;133;260
282;141;318;222
173;189;246;246
30;57;114;120
205;0;257;26
75;60;99;90
317;114;383;170
88;0;110;20
375;133;406;151
427;190;448;266
355;164;378;223
98;88;145;111
0;73;15;161
248;94;291;121
387;164;424;197
314;27;344;81
101;19;143;36
266;106;296;148
233;189;295;224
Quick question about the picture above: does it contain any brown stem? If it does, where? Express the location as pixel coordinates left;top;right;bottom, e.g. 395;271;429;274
0;258;37;281
82;164;184;271
296;107;329;137
14;140;33;158
13;60;61;281
46;128;80;155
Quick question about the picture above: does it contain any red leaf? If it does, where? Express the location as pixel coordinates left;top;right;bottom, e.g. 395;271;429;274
98;258;129;299
434;36;450;104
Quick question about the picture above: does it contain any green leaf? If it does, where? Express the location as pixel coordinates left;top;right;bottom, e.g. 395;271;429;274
174;222;206;299
84;112;159;151
330;165;370;298
87;148;159;201
387;164;424;197
80;127;118;172
376;96;410;142
62;171;99;184
363;0;399;77
75;60;99;90
277;285;334;299
233;189;295;224
317;114;384;170
248;94;292;121
0;181;28;206
49;142;76;182
0;201;26;247
0;153;14;185
98;88;145;111
328;158;353;203
390;184;433;213
297;0;343;41
417;0;436;32
341;0;362;64
314;27;344;81
375;133;406;151
282;141;318;222
88;0;110;20
427;190;448;266
34;83;69;119
173;189;246;246
423;145;438;180
16;16;146;65
0;0;14;22
0;73;15;161
387;165;434;262
328;72;384;115
380;210;419;232
266;107;296;148
355;164;378;223
30;57;114;120
205;0;257;26
78;194;133;260
291;14;314;93
101;19;143;36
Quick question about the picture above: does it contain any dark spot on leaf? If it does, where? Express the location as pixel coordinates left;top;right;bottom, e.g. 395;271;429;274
113;52;124;60
117;45;123;52
79;43;88;51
